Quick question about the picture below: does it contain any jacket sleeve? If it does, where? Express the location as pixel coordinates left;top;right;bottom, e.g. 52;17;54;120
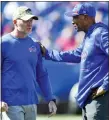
101;73;109;91
44;43;84;63
36;45;55;102
99;28;109;56
1;41;5;70
99;28;109;91
96;28;109;91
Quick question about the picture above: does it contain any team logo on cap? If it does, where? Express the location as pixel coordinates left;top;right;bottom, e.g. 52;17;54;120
25;9;32;15
73;10;79;14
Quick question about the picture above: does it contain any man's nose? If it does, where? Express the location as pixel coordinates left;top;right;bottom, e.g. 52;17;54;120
28;21;32;24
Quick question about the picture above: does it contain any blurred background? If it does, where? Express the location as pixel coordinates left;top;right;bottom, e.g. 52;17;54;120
1;1;108;120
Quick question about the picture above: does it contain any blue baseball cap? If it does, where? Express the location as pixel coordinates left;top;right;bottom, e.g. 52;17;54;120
65;3;96;17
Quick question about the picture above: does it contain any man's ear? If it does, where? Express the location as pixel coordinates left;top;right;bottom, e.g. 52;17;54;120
13;20;17;24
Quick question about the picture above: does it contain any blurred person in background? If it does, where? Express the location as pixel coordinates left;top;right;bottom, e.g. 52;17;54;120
54;25;79;51
40;3;109;120
1;6;57;120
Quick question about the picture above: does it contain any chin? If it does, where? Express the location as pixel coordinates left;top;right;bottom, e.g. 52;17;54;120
27;30;32;33
77;29;81;32
28;29;32;32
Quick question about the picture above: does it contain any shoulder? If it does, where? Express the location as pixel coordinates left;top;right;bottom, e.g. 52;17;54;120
1;33;14;47
90;23;108;41
30;37;40;46
94;23;108;35
1;34;14;52
93;23;108;46
28;36;41;52
2;33;11;42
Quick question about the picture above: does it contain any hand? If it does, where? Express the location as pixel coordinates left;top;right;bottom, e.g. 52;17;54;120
38;42;46;56
92;87;106;99
0;101;8;112
48;100;57;117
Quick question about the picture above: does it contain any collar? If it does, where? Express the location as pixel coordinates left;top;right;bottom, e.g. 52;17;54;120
86;22;107;37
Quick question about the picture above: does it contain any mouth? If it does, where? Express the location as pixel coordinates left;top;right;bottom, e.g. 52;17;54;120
27;28;32;30
74;26;78;30
73;25;78;31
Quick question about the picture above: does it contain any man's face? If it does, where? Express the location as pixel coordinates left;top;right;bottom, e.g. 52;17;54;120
72;15;87;32
15;18;33;34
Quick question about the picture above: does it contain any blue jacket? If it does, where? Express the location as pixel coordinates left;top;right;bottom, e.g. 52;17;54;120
44;22;109;108
1;33;55;106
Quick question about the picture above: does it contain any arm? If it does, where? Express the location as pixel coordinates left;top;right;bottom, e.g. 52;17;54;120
99;28;109;91
36;46;57;116
0;41;3;69
36;53;55;102
101;73;109;91
36;43;55;102
92;28;109;98
99;28;109;56
41;43;84;63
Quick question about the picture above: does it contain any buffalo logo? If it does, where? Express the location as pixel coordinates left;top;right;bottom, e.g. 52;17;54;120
29;46;36;52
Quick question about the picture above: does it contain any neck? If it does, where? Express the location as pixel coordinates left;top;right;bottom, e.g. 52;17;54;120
11;29;28;38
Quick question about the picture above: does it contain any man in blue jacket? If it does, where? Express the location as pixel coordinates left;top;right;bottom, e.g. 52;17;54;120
1;6;57;120
40;3;109;120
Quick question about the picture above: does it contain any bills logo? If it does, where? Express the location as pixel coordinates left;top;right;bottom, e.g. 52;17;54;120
29;46;36;52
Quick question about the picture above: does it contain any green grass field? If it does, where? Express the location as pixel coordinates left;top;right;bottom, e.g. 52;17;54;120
37;114;82;120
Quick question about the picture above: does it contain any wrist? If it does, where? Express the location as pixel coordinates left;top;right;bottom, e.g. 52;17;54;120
49;99;56;104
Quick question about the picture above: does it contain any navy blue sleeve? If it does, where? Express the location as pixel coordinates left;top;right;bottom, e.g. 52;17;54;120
101;73;109;91
45;43;84;63
36;43;55;102
100;29;109;56
0;42;3;69
99;28;109;91
1;40;6;69
95;27;109;91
